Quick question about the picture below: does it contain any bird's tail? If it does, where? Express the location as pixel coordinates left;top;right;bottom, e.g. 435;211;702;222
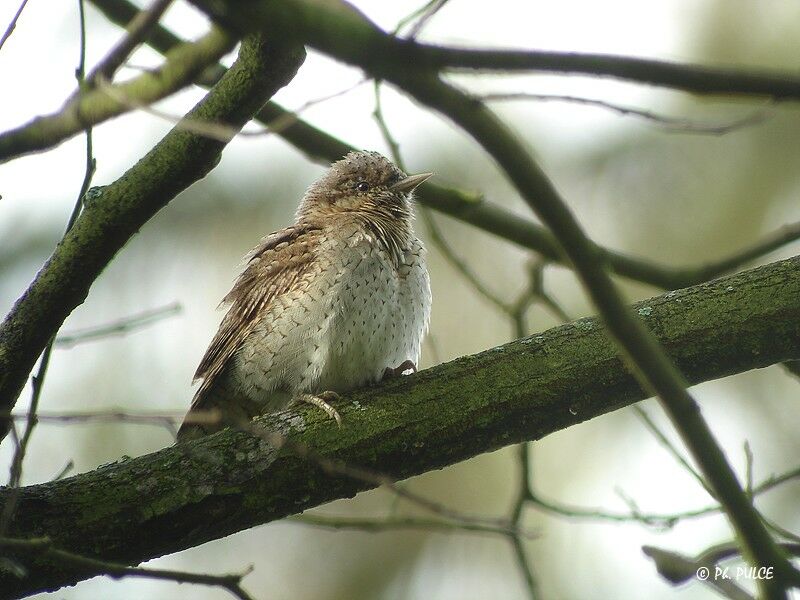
176;376;257;442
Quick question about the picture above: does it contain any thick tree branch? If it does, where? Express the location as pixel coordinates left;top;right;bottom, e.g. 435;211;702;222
0;36;306;438
1;255;799;597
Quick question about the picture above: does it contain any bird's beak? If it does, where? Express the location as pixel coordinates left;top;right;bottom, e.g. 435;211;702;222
391;172;433;193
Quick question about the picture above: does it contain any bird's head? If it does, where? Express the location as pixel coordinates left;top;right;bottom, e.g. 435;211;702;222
297;151;432;224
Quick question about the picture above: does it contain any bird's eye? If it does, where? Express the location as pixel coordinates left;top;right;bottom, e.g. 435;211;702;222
355;181;370;192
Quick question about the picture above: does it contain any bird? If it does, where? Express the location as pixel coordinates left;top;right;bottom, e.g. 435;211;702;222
177;151;432;441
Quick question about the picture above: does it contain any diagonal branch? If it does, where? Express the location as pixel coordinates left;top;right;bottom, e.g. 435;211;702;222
0;35;306;439
0;0;31;52
79;0;174;88
1;254;799;597
0;26;234;163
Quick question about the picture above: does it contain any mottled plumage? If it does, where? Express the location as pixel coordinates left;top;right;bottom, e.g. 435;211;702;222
178;151;432;440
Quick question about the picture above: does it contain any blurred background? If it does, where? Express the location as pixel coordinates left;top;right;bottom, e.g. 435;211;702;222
1;0;799;598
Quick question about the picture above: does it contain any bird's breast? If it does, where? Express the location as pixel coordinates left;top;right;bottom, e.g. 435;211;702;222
234;233;430;404
319;239;422;390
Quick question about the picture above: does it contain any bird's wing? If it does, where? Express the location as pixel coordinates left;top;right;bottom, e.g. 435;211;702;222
191;224;321;407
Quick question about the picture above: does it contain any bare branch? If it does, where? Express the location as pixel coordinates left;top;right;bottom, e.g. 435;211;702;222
54;302;181;348
394;0;451;39
632;405;711;497
291;513;532;538
372;81;512;314
94;74;367;142
0;0;30;52
0;537;256;600
480;92;770;135
192;0;800;99
81;0;174;87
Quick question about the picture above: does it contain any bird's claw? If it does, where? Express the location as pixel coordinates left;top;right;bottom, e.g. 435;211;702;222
297;392;342;427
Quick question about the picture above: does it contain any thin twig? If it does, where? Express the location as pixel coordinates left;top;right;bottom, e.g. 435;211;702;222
765;518;800;546
0;0;30;52
632;405;712;497
55;302;181;347
683;221;800;283
83;0;173;87
480;92;770;135
406;0;451;39
0;537;256;600
50;460;75;481
744;441;754;500
292;513;535;538
0;342;53;534
393;0;449;37
0;409;221;441
95;75;367;142
422;209;511;312
372;81;404;166
0;26;235;163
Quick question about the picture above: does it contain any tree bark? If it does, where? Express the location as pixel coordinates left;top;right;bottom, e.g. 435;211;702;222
1;255;799;598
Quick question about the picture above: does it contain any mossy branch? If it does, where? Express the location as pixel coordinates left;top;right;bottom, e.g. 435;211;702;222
1;255;799;598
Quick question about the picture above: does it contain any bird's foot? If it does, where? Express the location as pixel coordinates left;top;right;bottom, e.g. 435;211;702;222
382;360;417;380
297;391;342;427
